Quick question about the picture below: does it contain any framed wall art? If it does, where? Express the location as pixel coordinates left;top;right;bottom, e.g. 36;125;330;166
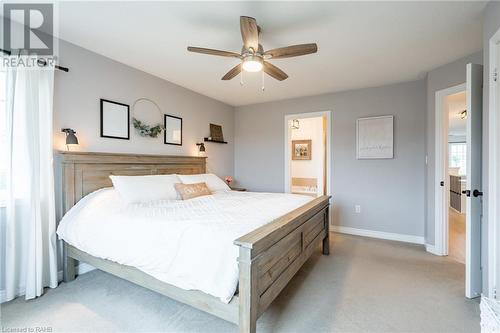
292;140;312;160
356;115;394;159
209;123;224;142
164;114;182;145
100;99;130;140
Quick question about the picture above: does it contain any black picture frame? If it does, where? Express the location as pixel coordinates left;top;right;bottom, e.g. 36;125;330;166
164;114;183;146
100;99;130;140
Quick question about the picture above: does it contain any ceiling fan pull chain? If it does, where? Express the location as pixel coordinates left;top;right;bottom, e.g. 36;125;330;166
261;71;265;91
240;70;244;86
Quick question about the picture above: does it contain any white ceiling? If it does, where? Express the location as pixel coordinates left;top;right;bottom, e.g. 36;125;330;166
56;1;486;106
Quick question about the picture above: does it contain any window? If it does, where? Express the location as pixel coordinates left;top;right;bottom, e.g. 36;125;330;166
449;142;466;176
0;71;5;205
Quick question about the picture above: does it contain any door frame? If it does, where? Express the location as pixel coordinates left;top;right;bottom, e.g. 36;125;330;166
284;110;332;218
487;28;500;299
434;83;466;256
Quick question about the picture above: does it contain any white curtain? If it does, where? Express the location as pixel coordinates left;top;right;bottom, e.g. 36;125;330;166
3;59;57;302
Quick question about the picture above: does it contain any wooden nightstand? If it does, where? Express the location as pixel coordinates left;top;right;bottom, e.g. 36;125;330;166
230;187;247;192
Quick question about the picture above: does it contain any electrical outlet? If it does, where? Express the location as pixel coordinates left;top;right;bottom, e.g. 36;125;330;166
355;205;361;213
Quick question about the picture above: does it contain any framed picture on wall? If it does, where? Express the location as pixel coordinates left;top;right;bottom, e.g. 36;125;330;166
209;123;224;142
356;115;394;159
100;99;130;140
164;114;182;145
292;140;312;160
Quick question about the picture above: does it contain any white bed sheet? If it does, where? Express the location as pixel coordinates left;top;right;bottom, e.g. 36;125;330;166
56;188;312;303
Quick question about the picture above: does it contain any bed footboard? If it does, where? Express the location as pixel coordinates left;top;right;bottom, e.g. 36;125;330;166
234;195;330;333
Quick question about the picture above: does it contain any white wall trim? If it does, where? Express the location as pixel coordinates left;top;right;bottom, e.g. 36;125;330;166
487;28;500;299
57;263;95;282
434;83;466;256
331;225;425;245
425;243;443;256
77;263;96;275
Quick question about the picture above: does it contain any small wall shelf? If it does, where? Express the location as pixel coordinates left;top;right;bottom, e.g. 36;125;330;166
204;138;227;144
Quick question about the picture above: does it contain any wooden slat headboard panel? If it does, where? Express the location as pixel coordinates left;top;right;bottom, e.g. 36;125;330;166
58;151;207;214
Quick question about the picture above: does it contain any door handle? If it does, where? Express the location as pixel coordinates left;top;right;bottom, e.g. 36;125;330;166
462;190;471;197
473;189;483;197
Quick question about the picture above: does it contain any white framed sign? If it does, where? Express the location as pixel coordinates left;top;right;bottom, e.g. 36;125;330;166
356;115;394;159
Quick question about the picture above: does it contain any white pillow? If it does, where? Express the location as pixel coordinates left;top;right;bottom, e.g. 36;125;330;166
177;173;230;192
109;174;180;204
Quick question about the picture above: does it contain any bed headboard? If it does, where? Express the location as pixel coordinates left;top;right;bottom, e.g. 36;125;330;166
58;151;206;214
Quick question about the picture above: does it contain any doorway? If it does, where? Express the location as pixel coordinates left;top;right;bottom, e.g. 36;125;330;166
284;111;331;200
446;91;467;264
434;64;483;299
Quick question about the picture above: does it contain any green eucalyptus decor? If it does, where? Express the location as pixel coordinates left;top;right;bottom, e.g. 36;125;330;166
132;117;164;138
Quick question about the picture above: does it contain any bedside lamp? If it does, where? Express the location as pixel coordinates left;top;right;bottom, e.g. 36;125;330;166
61;128;79;151
196;142;206;157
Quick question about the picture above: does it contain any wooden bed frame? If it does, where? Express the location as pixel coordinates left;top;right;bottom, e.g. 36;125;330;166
58;151;330;333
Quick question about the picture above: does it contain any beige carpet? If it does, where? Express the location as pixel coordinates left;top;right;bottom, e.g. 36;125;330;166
1;233;479;332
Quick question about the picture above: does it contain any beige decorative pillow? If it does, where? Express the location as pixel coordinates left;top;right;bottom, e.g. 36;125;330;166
174;182;212;200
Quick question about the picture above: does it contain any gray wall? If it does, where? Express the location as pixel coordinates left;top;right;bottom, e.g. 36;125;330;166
425;51;483;245
481;0;500;296
234;80;426;237
53;39;235;218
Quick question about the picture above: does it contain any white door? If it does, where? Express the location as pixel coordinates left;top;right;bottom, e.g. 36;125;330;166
496;44;500;299
465;63;483;299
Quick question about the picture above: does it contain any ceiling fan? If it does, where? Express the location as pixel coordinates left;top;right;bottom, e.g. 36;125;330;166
187;16;318;81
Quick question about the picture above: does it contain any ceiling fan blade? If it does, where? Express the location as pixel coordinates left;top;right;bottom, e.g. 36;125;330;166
263;62;288;81
264;43;318;59
222;63;242;80
240;16;259;52
187;47;241;58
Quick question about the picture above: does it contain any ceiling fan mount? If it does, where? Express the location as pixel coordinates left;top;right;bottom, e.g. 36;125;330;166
241;43;264;56
187;16;318;81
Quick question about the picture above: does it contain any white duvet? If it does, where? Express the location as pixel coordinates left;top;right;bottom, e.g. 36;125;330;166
56;188;312;303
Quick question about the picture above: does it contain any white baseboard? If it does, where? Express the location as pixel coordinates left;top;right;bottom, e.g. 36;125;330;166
57;263;95;281
425;243;443;256
77;263;95;275
331;225;425;245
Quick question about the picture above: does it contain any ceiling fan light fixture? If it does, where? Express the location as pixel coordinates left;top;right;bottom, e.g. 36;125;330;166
187;16;318;81
242;55;263;72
